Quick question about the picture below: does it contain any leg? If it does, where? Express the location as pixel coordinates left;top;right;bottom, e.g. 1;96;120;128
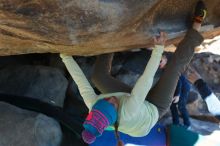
170;103;180;125
178;77;191;127
178;97;190;127
91;53;132;93
147;29;204;118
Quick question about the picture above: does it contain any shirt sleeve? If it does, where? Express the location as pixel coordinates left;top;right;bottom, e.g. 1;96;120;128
124;45;164;116
60;54;97;110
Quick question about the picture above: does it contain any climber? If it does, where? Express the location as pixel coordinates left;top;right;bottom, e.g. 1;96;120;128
187;67;220;120
60;0;207;145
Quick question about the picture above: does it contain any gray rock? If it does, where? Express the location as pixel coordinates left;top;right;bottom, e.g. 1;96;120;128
1;0;220;56
191;53;220;92
0;102;62;146
0;65;68;107
187;91;199;104
0;65;68;146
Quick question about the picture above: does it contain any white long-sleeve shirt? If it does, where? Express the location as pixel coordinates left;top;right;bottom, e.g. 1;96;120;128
60;45;164;137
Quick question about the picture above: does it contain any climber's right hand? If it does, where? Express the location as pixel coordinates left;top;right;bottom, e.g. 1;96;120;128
154;31;167;46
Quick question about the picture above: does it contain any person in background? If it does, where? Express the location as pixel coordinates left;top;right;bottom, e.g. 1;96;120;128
170;75;191;129
161;52;220;129
159;55;192;129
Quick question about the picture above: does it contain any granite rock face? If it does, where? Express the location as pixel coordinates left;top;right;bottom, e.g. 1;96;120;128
0;65;68;107
1;0;220;56
191;53;220;92
0;63;68;146
0;102;62;146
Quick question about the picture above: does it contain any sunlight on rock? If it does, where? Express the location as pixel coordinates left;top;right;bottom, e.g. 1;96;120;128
198;35;220;55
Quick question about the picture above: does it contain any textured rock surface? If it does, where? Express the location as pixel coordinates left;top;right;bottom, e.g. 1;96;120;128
0;65;68;107
0;62;69;146
0;0;220;56
0;102;62;146
191;53;220;92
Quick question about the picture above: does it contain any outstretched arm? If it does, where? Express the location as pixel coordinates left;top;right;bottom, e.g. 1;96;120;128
124;32;166;116
60;54;97;110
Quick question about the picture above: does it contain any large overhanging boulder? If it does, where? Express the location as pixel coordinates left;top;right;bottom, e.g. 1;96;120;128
0;0;220;56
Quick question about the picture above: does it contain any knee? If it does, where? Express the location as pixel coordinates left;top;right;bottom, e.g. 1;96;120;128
91;71;99;85
91;69;110;86
91;73;101;88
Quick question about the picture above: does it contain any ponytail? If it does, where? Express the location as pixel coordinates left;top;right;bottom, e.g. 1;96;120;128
114;122;124;146
114;99;124;146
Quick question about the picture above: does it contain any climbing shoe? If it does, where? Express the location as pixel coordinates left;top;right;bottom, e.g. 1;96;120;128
194;0;207;23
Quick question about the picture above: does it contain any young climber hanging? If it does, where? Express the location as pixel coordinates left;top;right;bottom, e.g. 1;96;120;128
60;0;207;145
